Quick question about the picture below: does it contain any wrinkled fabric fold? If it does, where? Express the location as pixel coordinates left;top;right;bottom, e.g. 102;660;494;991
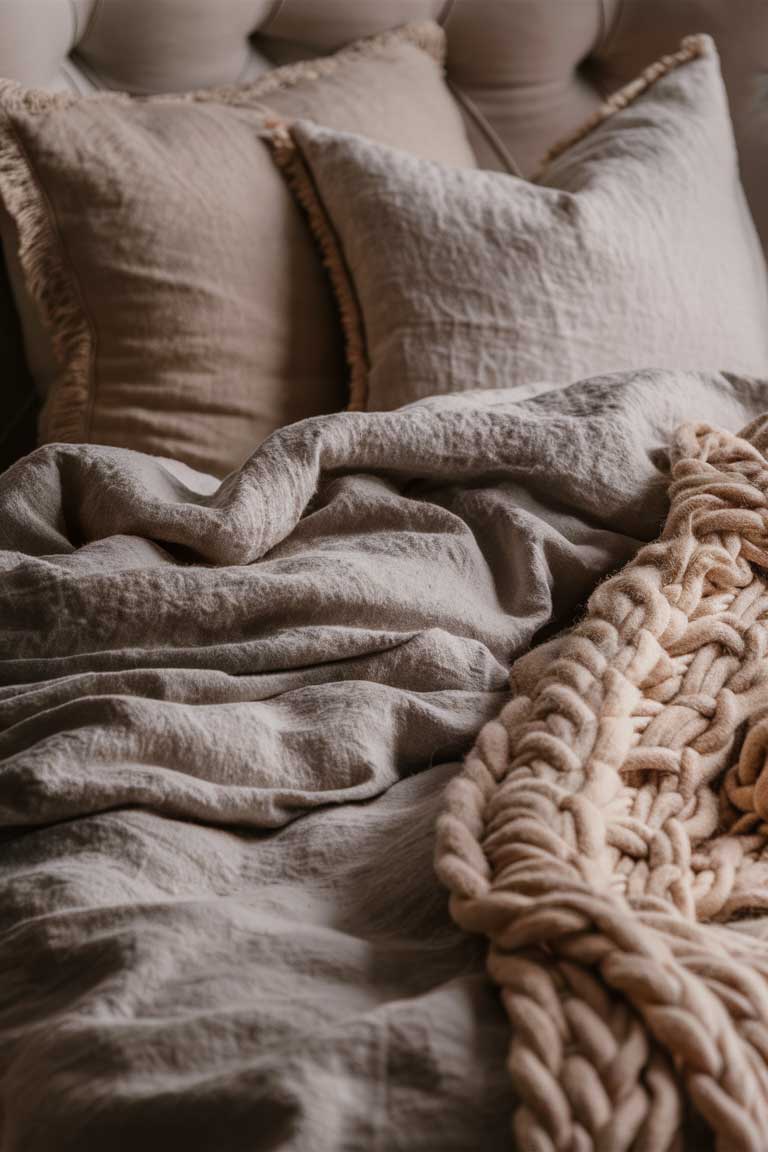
2;369;768;1150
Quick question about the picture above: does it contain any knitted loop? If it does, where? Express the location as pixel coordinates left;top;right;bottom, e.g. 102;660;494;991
436;422;768;1150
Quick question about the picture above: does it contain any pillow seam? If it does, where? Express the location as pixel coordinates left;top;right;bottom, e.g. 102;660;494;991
447;80;522;176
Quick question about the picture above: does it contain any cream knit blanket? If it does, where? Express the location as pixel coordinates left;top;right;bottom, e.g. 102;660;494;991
436;419;768;1151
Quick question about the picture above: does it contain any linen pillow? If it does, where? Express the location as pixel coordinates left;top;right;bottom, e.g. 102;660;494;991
275;36;768;412
0;23;475;477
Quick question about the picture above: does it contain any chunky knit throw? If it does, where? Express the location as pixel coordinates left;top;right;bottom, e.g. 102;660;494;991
436;419;768;1151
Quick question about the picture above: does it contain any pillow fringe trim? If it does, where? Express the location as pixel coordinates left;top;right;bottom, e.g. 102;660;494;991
270;126;369;412
183;22;446;109
534;33;712;178
0;82;93;445
0;23;442;434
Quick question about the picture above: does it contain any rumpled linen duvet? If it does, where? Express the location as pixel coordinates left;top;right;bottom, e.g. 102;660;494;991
1;369;766;1152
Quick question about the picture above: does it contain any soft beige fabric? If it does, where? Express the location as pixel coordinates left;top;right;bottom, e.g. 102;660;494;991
0;23;475;476
437;414;768;1151
283;36;768;412
1;2;768;254
5;1;768;482
3;367;768;1150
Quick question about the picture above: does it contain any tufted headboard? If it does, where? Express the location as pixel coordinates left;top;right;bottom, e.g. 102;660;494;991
1;0;767;242
0;1;765;472
1;2;767;238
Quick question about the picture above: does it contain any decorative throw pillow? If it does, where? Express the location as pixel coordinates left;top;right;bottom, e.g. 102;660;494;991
275;36;768;413
0;23;475;476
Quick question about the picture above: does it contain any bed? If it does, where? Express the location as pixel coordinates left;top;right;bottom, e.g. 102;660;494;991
2;4;768;1150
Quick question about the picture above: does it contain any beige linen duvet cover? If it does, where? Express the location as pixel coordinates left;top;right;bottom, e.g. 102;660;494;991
2;371;768;1150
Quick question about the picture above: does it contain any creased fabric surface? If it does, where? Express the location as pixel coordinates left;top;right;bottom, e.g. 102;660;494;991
285;37;768;413
1;370;767;1151
0;22;474;476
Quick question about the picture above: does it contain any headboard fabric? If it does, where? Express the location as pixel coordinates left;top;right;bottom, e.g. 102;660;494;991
1;1;766;248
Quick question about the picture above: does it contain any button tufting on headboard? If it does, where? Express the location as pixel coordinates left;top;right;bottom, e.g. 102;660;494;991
0;0;767;247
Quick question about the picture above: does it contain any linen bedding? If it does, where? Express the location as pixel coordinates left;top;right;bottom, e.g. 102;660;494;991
2;369;768;1151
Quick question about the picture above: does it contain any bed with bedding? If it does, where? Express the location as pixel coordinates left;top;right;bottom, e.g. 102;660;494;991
3;3;768;1150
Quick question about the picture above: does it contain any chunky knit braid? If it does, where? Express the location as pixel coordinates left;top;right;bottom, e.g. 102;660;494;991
436;418;768;1151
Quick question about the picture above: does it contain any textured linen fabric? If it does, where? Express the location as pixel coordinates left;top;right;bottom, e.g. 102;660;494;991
285;36;768;412
0;23;474;477
3;368;768;1150
4;1;768;258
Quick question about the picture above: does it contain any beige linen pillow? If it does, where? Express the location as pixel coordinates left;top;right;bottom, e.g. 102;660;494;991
276;36;768;412
0;23;475;476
